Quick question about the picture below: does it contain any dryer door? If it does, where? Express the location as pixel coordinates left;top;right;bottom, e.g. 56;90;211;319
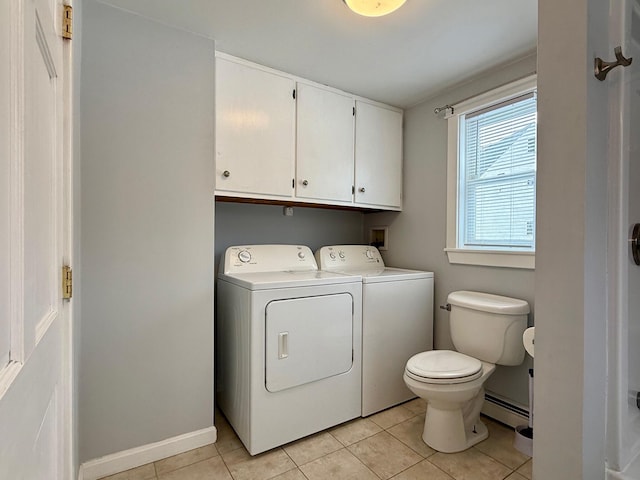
265;293;353;393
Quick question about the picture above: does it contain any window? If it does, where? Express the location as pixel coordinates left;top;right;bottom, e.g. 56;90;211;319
445;76;537;269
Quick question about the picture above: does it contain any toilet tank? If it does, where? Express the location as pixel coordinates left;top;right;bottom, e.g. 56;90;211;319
448;291;530;366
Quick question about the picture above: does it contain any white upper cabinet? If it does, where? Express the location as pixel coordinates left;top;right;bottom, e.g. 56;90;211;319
296;82;355;203
215;56;295;198
354;101;403;209
214;53;403;211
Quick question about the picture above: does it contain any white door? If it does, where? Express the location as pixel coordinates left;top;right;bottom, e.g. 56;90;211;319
354;101;403;209
605;0;640;473
626;0;640;400
619;0;640;469
215;56;295;198
296;82;354;203
265;294;353;393
0;0;71;478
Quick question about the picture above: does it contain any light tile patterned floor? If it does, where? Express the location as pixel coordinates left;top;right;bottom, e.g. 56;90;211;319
99;399;532;480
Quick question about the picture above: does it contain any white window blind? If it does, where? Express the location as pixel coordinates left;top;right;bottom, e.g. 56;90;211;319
458;92;537;250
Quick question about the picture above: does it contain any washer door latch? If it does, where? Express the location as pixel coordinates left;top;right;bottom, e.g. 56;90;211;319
631;223;640;266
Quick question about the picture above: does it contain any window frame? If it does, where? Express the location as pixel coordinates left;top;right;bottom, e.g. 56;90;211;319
445;75;537;270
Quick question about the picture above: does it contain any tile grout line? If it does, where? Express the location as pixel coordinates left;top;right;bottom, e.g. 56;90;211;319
384;425;435;460
423;457;457;480
385;457;428;480
326;427;354;448
297;464;312;480
362;406;425;479
276;446;305;480
345;446;385;480
471;443;531;471
215;448;237;480
154;444;221;478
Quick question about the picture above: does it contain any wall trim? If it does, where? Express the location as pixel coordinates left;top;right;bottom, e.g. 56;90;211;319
78;426;217;480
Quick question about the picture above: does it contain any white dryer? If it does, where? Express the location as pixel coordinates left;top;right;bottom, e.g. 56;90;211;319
315;245;434;416
216;245;362;455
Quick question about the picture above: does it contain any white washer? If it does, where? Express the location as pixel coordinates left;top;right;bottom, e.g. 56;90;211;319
217;245;362;455
315;245;434;416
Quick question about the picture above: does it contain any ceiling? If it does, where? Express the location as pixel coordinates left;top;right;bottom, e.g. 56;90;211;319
97;0;538;108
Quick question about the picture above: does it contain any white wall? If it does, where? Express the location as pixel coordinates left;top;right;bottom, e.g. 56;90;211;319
534;0;609;478
364;54;537;407
79;0;215;462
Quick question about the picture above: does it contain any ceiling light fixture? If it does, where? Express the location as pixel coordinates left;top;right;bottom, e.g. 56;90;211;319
343;0;407;17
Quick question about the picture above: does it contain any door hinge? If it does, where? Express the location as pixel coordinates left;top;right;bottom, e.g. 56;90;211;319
353;106;355;116
352;185;355;195
292;178;295;188
62;5;73;40
292;89;296;100
62;265;72;300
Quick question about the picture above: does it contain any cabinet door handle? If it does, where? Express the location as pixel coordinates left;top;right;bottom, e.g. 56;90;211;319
222;170;230;178
359;187;365;193
302;180;309;186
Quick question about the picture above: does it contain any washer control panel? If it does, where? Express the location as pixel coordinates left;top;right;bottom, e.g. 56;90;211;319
315;245;384;270
223;245;318;274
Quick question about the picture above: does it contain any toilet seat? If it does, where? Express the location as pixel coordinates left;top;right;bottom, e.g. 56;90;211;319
405;350;483;384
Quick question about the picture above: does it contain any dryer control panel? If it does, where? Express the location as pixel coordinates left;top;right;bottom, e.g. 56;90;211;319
315;245;384;270
222;245;318;274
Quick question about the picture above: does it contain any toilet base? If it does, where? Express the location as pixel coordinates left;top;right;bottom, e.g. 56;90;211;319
404;362;496;453
419;384;489;453
422;407;488;453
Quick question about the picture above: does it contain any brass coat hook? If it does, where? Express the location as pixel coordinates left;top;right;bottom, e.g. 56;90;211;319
595;46;633;81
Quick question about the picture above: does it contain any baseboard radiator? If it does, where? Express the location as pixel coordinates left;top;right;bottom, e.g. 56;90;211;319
482;392;529;428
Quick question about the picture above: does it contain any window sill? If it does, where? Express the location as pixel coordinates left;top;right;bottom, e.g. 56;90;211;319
444;248;535;270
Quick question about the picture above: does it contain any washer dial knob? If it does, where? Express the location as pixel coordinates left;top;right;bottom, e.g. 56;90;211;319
365;250;374;259
238;250;252;263
339;251;345;259
298;251;306;259
329;252;336;260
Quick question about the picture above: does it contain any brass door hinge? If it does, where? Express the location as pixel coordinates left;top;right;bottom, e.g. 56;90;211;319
62;5;72;40
62;265;72;300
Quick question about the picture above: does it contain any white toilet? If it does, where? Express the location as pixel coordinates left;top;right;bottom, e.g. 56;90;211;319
403;290;529;453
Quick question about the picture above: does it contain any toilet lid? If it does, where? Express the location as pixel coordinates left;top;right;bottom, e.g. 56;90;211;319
405;350;483;384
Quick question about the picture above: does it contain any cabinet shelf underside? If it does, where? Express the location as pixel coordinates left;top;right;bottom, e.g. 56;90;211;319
215;195;389;213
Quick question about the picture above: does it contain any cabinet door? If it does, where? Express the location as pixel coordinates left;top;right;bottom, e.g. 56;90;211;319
296;83;354;203
354;101;403;209
216;57;295;197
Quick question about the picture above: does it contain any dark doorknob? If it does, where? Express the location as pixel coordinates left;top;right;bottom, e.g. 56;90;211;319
631;223;640;265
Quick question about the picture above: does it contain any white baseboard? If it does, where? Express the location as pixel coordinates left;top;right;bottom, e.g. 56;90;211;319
78;426;217;480
482;395;529;428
